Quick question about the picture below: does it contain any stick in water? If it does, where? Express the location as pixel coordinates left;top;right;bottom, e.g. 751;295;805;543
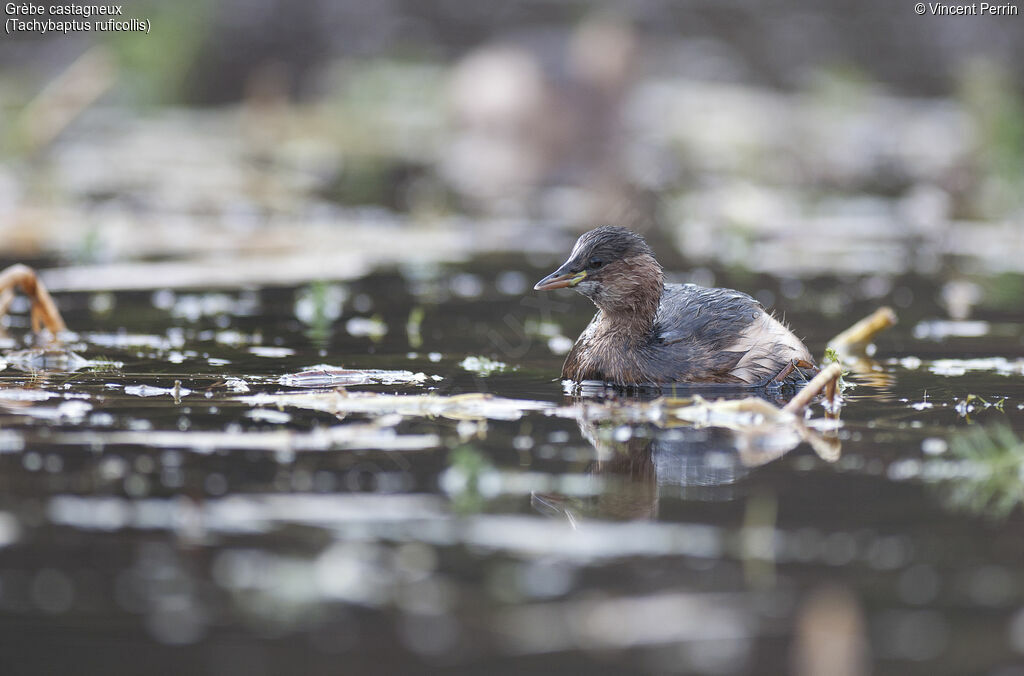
0;265;67;335
828;307;897;353
783;363;843;413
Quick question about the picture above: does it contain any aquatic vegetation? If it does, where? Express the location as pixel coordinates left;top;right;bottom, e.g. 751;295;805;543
938;424;1024;519
954;393;1006;419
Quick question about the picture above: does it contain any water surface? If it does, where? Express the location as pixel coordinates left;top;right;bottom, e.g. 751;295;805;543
1;253;1023;675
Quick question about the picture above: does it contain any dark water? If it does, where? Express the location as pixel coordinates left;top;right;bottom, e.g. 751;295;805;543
1;254;1023;675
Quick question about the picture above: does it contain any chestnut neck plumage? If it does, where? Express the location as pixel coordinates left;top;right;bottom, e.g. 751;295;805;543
584;254;664;345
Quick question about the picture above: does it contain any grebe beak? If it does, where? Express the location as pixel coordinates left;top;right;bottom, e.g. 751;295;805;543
534;268;587;291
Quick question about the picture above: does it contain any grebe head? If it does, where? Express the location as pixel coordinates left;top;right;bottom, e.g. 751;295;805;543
534;226;663;311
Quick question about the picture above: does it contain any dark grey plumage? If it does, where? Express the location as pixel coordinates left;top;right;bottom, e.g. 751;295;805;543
537;226;816;386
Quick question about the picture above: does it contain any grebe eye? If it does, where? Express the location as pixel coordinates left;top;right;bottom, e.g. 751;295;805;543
589;258;603;270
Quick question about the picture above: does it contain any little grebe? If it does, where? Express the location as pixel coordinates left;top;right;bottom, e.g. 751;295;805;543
534;226;816;386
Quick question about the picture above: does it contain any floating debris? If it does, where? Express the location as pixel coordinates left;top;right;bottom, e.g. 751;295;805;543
239;391;554;421
224;377;251;393
124;384;193;399
954;393;1006;418
278;368;435;388
663;395;798;428
4;349;92;372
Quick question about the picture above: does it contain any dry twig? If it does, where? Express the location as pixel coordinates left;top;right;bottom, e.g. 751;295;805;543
0;264;67;335
828;307;897;354
783;363;843;413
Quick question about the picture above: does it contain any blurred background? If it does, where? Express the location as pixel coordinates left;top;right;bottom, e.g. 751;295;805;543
3;2;1024;676
2;0;1023;281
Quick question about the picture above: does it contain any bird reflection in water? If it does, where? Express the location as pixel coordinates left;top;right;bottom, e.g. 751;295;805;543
532;386;842;524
